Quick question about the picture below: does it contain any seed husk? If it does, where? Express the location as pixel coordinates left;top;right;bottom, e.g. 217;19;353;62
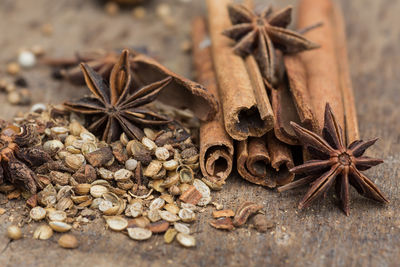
58;234;79;249
125;158;138;171
164;228;177;244
177;165;194;184
30;206;46;221
33;225;53;240
105;216;128;231
149;198;165;210
74;184;91;195
127;227;152;241
155;147;170;161
174;222;190;234
176;233;196;247
65;154;85;170
163;160;178;171
97;168;114;180
49;221;72;232
147;209;162;222
179;185;202;205
43;140;64;153
143;161;163;178
142;137;157;151
114;169;133;182
159;210;180;222
164;203;180;215
178;208;196;223
48;210;67;222
7;225;22;240
193;179;211;206
128;216;150;228
90;185;108;198
56;197;74;211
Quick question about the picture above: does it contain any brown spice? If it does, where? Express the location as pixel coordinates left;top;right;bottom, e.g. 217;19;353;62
212;209;235;218
147;220;170;234
232;202;262;227
179;185;202;205
209;217;235;231
192;17;234;185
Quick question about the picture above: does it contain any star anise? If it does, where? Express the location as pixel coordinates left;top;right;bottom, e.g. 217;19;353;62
0;124;51;194
64;49;172;143
278;104;389;215
223;4;319;85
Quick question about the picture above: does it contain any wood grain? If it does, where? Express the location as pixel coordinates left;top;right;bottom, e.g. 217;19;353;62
0;0;399;266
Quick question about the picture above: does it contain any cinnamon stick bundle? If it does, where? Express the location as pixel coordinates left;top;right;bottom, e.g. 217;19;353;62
285;0;358;142
206;0;274;141
192;17;234;185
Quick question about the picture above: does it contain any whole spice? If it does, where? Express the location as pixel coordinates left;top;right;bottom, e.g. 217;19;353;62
64;49;172;142
278;104;388;215
58;234;79;249
192;17;234;185
222;2;318;85
7;225;22;240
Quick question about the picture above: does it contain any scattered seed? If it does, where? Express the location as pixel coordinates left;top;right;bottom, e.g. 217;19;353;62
212;209;235;218
30;206;46;221
149;198;165;210
159;210;180;222
33;225;53;240
210;217;235;231
174;223;190;234
58;234;79;249
125;158;138;171
164;228;177;244
127;227;152;241
90;185;108;198
252;214;275;233
232;202;263;227
176;233;196;247
105;216;128;231
147;220;169;233
178;208;196;223
49;221;72;232
7;225;22;240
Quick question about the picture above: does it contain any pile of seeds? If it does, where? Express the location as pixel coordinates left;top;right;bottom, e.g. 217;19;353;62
1;104;212;248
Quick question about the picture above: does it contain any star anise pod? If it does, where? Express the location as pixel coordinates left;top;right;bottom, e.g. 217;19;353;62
278;104;389;215
223;4;319;85
64;49;172;143
0;124;51;194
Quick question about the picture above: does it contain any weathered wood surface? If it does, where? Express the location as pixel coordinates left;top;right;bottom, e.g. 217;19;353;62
0;0;399;266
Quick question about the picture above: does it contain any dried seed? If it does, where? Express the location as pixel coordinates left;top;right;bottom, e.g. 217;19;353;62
30;206;46;221
168;185;180;196
147;209;161;222
147;220;169;233
126;202;142;218
33;225;53;240
143;160;163;178
105;216;128;231
72;139;84;149
81;142;97;155
58;234;79;249
160;194;174;204
74;184;91;195
0;208;5;215
56;197;73;211
179;185;202;205
128;216;150;228
159;210;180;222
90;185;108;198
148;179;165;193
210;217;235;231
43;140;64;153
7;225;22;240
18;50;36;68
155;147;170;161
149;198;165;210
114;169;133;182
142;137;157;151
161;173;179;188
202;177;225;191
233;202;263;227
174;222;190;234
71;195;90;204
143;128;157;140
125;158;138;171
177;165;194;184
69;120;83;136
193;179;212;206
49;221;72;232
212;209;235;218
48;210;67;222
155;131;173;146
127;227;152;241
176;233;196;247
163;160;178;171
178;208;196;223
164;203;180;215
129;140;151;164
73;164;97;184
65;154;85;170
49;171;70;186
80;132;96;142
164;228;177;244
181;147;199;164
252;214;275;233
51;126;69;135
97;168;114;180
7;62;20;75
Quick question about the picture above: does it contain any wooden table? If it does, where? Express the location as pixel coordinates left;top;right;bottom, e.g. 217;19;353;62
0;0;399;266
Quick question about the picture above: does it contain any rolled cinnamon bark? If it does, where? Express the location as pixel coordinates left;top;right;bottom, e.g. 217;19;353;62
236;135;294;188
207;0;274;141
192;17;234;184
295;0;345;133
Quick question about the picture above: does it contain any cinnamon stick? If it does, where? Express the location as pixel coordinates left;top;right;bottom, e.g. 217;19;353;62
285;0;358;142
192;17;234;184
295;0;345;133
207;0;274;141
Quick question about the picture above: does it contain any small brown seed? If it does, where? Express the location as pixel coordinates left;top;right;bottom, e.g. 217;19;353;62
155;147;170;161
33;225;53;240
105;216;128;231
90;185;108;198
58;234;79;249
252;214;275;233
176;233;196;247
74;184;91;195
30;206;46;221
85;147;113;167
147;220;170;233
65;154;85;170
149;198;165;210
49;221;72;232
128;216;150;228
7;62;20;75
232;202;263;227
127;227;152;241
159;210;180;222
174;223;190;234
178;208;196;223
